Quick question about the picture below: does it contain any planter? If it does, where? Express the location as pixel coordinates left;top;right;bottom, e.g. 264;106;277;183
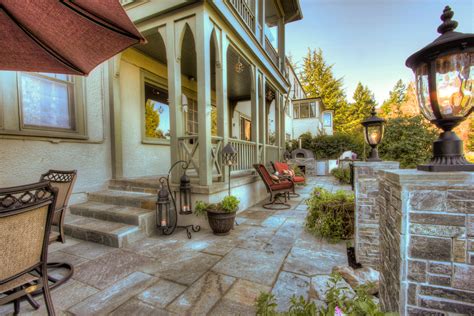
207;210;236;235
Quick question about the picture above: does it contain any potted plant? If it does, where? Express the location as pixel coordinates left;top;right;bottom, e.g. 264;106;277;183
195;195;240;235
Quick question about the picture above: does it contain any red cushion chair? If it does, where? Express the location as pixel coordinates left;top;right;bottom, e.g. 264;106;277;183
254;164;293;210
273;162;305;184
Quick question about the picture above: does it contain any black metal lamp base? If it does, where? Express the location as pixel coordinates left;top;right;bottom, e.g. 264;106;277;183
418;162;474;172
176;224;200;239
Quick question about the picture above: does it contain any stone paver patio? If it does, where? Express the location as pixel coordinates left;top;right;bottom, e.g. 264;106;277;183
0;176;351;316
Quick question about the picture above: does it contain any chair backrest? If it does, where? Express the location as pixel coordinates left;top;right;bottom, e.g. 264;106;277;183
253;164;274;192
40;170;77;212
0;182;57;283
273;162;290;174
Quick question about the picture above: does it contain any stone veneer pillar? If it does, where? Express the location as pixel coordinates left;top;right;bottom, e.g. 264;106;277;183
353;161;399;269
377;169;474;315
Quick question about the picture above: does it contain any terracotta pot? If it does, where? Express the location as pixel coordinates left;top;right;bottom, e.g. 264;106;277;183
207;210;236;236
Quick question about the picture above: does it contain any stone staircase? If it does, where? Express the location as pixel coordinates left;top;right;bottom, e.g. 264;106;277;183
65;177;161;248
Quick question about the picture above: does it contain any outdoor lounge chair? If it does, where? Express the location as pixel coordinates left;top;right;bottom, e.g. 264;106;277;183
39;170;77;244
0;181;58;316
272;161;305;196
253;164;294;210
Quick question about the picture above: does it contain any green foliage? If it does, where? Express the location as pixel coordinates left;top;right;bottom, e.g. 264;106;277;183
380;79;407;118
305;187;355;243
288;132;365;160
194;195;240;217
467;117;474;153
255;273;390;316
330;168;351;185
343;82;377;132
299;49;350;133
379;115;438;168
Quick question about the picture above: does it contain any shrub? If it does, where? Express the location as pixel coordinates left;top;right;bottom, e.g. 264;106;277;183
194;195;240;217
288;132;365;160
305;187;355;243
378;115;437;168
330;167;351;185
255;273;390;316
466;152;474;163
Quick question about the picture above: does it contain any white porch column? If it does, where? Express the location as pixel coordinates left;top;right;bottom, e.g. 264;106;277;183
196;11;213;186
163;24;183;179
278;17;285;73
250;66;259;164
217;31;229;182
280;94;286;152
275;90;281;153
259;75;266;163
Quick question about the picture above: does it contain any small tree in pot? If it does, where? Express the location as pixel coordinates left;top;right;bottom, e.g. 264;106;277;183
195;195;240;235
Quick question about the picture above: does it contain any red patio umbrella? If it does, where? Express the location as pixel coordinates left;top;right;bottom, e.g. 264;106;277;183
0;0;146;75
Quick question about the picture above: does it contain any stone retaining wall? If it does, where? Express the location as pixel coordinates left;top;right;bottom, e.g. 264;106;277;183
378;170;474;315
353;161;399;269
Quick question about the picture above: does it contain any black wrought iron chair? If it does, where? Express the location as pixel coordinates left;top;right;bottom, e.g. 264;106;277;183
253;164;293;210
0;181;57;315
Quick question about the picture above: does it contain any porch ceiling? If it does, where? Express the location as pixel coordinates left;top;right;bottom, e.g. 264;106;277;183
227;46;251;101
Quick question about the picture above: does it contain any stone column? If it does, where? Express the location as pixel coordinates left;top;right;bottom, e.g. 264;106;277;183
378;169;474;315
353;161;399;269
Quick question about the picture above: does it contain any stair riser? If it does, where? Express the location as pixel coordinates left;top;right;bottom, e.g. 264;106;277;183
109;184;158;194
88;194;155;210
64;225;145;248
70;206;157;236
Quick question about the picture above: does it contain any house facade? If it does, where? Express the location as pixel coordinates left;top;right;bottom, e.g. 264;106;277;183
0;0;304;242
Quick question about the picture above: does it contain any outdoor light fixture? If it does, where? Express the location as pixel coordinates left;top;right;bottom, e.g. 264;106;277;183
181;94;188;113
157;160;200;238
361;107;385;161
234;56;244;73
222;143;238;196
406;6;473;171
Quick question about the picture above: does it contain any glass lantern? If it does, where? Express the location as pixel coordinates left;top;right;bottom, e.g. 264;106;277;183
156;184;171;229
361;107;385;161
222;143;238;166
179;172;192;214
406;6;474;171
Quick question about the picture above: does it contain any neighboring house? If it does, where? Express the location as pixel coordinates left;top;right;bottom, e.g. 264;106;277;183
0;0;304;244
283;59;334;141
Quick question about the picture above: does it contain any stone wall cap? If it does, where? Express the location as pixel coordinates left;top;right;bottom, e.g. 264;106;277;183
379;169;474;185
353;161;400;167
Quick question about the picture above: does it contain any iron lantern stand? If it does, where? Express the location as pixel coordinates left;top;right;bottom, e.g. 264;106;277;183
361;106;385;161
405;6;474;172
222;143;238;196
156;160;200;239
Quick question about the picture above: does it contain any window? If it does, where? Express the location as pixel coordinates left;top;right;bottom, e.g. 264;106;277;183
310;102;316;118
144;82;170;140
293;104;300;119
300;103;309;118
323;112;333;127
185;96;198;135
240;116;251;141
0;71;86;138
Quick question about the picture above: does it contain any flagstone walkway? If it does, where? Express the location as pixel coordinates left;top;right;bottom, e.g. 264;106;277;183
1;176;352;316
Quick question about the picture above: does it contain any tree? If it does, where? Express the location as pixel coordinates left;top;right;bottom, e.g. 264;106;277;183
379;115;438;168
380;79;407;118
299;48;349;132
344;82;377;132
145;100;164;138
466;117;474;152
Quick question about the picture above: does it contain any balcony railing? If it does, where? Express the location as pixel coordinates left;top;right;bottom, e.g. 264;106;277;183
229;139;258;173
265;36;279;67
228;0;255;32
265;144;280;164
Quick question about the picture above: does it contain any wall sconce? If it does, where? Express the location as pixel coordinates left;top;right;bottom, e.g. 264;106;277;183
181;94;188;113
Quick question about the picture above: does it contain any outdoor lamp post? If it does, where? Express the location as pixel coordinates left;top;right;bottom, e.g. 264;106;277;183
405;6;474;172
222;143;238;196
361;107;385;161
156;182;171;231
179;172;192;214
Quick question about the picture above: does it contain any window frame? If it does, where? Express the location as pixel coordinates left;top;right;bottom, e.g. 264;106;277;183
323;111;333;127
0;71;87;140
239;115;251;141
140;70;170;145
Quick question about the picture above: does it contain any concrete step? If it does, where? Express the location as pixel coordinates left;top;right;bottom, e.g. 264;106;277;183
64;214;145;248
88;190;156;210
108;177;162;193
70;201;156;235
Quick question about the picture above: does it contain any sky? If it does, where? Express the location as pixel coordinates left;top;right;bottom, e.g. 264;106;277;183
285;0;474;105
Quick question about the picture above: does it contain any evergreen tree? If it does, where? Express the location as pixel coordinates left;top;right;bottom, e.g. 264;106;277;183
344;82;377;132
467;117;474;152
380;79;407;118
299;48;349;132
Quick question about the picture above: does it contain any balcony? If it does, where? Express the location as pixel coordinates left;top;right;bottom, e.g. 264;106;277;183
228;0;256;32
265;36;279;67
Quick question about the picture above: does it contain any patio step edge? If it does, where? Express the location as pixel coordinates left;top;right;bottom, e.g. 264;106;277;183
88;190;156;210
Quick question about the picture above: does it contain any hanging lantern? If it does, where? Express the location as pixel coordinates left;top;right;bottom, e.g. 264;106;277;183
179;172;192;214
361;107;385;161
234;56;244;74
156;182;171;229
405;6;473;171
222;143;238;166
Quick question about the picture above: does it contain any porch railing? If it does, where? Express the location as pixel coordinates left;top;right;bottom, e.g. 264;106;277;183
229;139;257;173
265;36;279;67
228;0;255;32
265;145;280;164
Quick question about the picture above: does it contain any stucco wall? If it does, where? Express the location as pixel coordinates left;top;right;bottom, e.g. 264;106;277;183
119;60;171;177
0;66;112;204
